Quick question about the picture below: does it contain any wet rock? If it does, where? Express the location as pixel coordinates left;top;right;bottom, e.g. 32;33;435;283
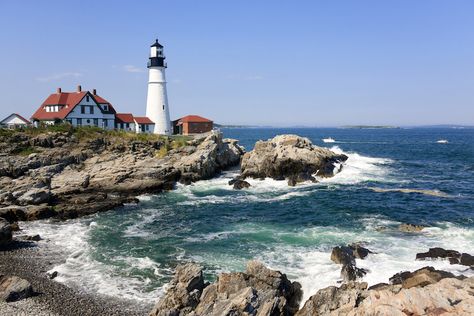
349;243;372;259
296;282;368;316
24;234;41;241
399;223;425;232
240;134;348;185
0;206;27;222
10;222;20;231
416;247;461;261
232;179;250;190
341;264;368;282
0;219;12;246
0;275;33;302
48;271;58;279
330;246;355;266
460;253;474;267
389;266;458;289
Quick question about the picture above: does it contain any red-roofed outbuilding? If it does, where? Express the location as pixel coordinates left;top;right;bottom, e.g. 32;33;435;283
172;115;213;135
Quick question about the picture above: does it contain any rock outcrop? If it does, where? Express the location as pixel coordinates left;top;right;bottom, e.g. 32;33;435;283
150;261;303;316
398;223;425;233
240;135;347;186
296;267;473;316
0;218;12;246
0;275;34;302
330;244;372;282
0;130;244;221
416;247;474;268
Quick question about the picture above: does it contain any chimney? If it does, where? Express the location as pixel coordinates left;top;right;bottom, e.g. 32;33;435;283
92;89;97;95
57;87;62;94
77;85;82;92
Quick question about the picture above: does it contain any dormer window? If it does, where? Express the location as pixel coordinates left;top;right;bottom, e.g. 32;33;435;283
103;105;108;111
86;95;90;102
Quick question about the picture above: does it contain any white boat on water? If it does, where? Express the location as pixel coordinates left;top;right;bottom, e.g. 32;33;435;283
437;139;449;144
322;137;336;143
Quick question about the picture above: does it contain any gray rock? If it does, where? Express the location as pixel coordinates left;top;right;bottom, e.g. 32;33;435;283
296;282;368;316
240;134;347;185
0;275;33;302
389;266;458;289
0;219;12;246
17;187;51;205
232;179;250;190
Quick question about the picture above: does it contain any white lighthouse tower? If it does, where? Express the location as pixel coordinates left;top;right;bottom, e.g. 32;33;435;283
146;39;171;135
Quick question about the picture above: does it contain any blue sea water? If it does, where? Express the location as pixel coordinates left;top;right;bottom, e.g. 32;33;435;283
25;127;474;302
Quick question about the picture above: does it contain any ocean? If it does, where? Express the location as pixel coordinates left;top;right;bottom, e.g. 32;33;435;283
23;127;474;303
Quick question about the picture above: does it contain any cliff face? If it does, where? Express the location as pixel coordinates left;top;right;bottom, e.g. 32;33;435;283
0;128;244;222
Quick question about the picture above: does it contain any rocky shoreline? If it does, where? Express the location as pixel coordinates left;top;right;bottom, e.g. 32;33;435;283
0;236;150;316
2;129;472;315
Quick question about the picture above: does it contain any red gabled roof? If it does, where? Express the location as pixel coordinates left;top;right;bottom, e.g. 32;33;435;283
31;91;115;121
134;117;154;124
115;113;135;123
178;115;212;123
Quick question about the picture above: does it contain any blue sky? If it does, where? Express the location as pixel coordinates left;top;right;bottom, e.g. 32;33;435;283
0;1;473;126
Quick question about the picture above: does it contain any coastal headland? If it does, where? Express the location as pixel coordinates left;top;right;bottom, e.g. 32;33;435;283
1;127;473;315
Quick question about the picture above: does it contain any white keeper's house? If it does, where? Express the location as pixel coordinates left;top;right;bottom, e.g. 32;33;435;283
30;86;155;133
0;113;30;128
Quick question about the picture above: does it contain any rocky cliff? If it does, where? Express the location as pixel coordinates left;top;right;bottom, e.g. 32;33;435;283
0;128;244;224
240;135;347;186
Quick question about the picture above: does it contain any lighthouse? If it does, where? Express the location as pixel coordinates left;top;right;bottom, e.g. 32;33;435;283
146;39;171;135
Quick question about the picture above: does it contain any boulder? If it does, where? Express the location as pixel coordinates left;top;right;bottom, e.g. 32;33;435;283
415;247;474;268
296;282;368;316
399;223;425;233
416;247;460;261
330;246;355;266
240;135;347;185
0;219;12;246
232;179;250;190
389;266;457;289
0;206;27;222
150;261;302;316
17;187;51;205
341;264;368;283
149;263;205;316
0;275;33;302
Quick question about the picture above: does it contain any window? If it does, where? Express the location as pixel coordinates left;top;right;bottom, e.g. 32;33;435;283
103;105;108;111
93;118;98;126
103;119;108;127
81;105;85;114
163;104;165;110
126;123;130;129
146;125;149;131
120;123;124;129
86;119;90;124
90;106;94;114
86;95;90;102
77;118;82;126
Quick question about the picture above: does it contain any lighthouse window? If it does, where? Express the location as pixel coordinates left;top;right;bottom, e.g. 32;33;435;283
163;104;165;110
